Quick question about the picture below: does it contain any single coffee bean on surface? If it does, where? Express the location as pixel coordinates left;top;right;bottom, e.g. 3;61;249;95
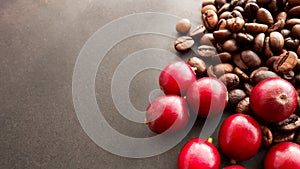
176;18;192;33
189;25;206;39
228;89;247;107
269;31;284;52
197;45;217;57
245;23;268;34
218;73;240;89
174;36;194;52
257;8;274;26
273;51;298;74
236;97;251;114
187;57;207;75
260;125;273;147
240;50;262;68
292;24;300;39
203;10;218;30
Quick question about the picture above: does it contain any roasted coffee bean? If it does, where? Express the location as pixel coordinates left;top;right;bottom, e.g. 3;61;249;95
189;25;206;39
253;33;265;53
288;6;300;18
218;3;230;15
236;97;251;114
236;33;254;44
240;50;262;68
245;23;268;34
243;83;253;96
269;31;284;52
219;73;240;89
285;18;300;28
212;52;232;63
203;10;218;30
213;63;234;76
276;11;288;21
215;0;226;6
285;37;300;50
292;24;300;39
228;89;247;107
293;59;300;73
207;65;217;78
264;36;274;58
230;0;245;8
233;53;249;69
277;0;288;8
244;2;259;20
197;45;217;57
201;4;217;14
231;10;243;19
176;18;192;33
283;70;295;80
187;57;207;75
219;11;233;20
226;17;245;33
217;19;227;30
268;19;285;32
223;39;239;52
213;29;232;42
174;36;194;52
257;0;271;5
288;0;300;7
281;29;291;38
199;33;215;45
266;56;278;68
233;6;244;14
250;67;279;85
261;125;273;147
202;0;216;7
257;8;274;25
267;0;278;14
234;67;249;81
273;51;298;74
273;131;295;143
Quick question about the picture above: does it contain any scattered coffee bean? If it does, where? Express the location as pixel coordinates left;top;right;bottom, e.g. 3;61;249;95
174;36;194;52
228;89;247;107
236;97;251;114
244;2;259;20
273;51;298;74
197;45;217;57
189;25;206;39
261;125;273;147
176;18;192;34
187;57;207;75
236;32;254;44
218;73;240;89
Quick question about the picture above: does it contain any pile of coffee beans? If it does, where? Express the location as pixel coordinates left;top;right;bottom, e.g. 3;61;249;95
174;0;300;147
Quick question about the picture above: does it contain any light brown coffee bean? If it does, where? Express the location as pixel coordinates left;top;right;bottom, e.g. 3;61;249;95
201;4;217;14
217;19;227;30
253;33;265;53
226;17;245;33
270;31;284;52
202;0;216;7
187;57;207;75
203;10;218;30
228;89;247;107
286;18;300;28
197;45;217;57
268;19;285;32
174;36;195;52
281;29;291;38
245;23;268;34
189;25;206;39
176;18;192;33
219;11;232;20
240;50;262;68
223;39;239;52
261;125;273;147
292;24;300;39
288;5;300;18
234;67;249;81
213;63;234;76
219;73;240;89
257;8;274;25
273;51;298;74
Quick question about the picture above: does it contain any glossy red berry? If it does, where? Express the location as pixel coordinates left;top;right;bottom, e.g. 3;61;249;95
223;165;246;169
186;77;228;117
250;78;297;122
159;61;196;95
146;95;189;134
264;142;300;169
178;138;221;169
218;114;262;162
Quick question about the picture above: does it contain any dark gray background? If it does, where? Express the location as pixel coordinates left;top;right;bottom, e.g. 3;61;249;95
1;0;266;168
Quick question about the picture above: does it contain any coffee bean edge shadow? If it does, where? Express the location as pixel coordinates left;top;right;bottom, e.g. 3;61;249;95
173;0;300;164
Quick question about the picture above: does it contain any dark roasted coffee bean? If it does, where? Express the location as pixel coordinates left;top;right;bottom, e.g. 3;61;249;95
231;10;243;19
217;19;227;30
187;57;206;75
233;6;244;14
223;39;239;52
190;25;206;39
250;67;279;85
202;0;216;7
234;67;249;81
212;52;232;63
226;17;245;33
257;8;274;25
296;132;300;144
253;33;265;53
286;18;300;28
266;56;278;68
243;83;253;96
236;97;251;114
240;50;262;68
203;10;218;30
233;53;249;69
273;131;295;143
264;36;274;58
288;6;300;18
283;70;295;80
277;0;288;8
273;51;298;74
293;59;300;73
213;29;232;42
230;0;245;8
285;37;300;50
245;23;268;34
257;0;271;5
244;2;259;20
207;65;217;78
219;73;240;89
215;0;226;6
292;24;300;39
268;19;285;32
236;33;254;44
288;0;300;7
197;45;216;57
270;31;284;52
199;33;215;45
174;36;194;52
218;3;230;15
228;89;247;107
281;29;291;38
213;63;234;76
261;125;273;147
219;11;233;20
201;4;217;14
267;0;278;14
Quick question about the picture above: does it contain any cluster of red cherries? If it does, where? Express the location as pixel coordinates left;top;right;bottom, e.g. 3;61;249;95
145;61;300;168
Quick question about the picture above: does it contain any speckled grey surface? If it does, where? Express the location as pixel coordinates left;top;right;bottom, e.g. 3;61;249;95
1;0;266;168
